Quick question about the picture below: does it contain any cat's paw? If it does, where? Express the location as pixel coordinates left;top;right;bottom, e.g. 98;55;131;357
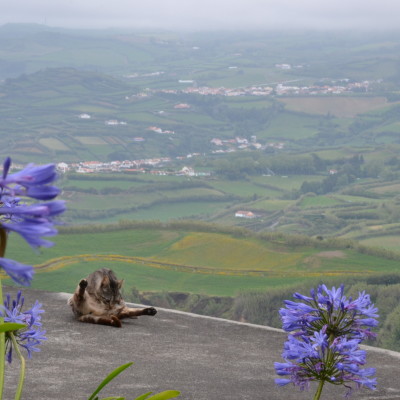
111;315;122;328
144;307;157;316
79;279;88;289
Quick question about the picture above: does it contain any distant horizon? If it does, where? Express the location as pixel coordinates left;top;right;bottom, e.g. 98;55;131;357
2;22;400;35
1;0;399;32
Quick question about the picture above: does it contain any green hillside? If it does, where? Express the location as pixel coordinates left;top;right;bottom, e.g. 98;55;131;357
3;222;400;296
2;26;400;262
1;26;400;165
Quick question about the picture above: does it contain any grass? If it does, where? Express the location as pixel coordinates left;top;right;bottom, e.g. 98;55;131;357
39;138;70;151
103;201;231;223
207;180;269;197
67;187;225;210
76;136;109;145
226;98;274;109
260;112;320;140
5;259;305;296
154;232;304;270
63;178;154;190
299;195;343;208
250;199;294;211
280;96;390;117
4;226;400;296
331;194;382;204
370;183;400;195
252;175;323;191
360;236;400;251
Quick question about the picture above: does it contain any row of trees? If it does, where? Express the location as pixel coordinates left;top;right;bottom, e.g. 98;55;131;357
211;152;368;180
126;274;400;352
233;276;400;350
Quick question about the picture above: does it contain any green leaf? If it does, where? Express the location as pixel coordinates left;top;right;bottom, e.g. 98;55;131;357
134;393;153;400
142;391;180;400
0;323;26;333
98;397;125;400
87;362;133;400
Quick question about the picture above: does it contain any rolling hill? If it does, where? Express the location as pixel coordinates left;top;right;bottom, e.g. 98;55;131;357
3;222;399;295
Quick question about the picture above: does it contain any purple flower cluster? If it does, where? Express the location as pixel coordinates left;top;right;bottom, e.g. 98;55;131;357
0;157;65;285
0;291;46;363
275;284;378;397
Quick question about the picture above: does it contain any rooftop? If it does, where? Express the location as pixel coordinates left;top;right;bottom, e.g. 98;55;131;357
3;287;400;400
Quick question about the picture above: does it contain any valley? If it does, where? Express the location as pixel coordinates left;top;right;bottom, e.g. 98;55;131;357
2;25;400;350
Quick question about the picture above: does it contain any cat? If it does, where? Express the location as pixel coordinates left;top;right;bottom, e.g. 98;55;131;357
68;268;157;327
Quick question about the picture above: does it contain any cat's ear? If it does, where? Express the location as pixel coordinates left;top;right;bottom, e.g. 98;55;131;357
101;275;110;287
118;279;124;289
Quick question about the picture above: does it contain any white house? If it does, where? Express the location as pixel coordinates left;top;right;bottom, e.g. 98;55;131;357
179;166;195;176
56;162;69;173
235;211;257;219
79;113;91;119
105;120;119;126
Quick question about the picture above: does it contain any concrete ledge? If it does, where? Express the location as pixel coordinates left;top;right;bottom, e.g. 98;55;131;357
3;288;400;400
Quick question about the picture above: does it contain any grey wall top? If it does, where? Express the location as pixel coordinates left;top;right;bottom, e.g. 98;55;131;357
3;287;400;400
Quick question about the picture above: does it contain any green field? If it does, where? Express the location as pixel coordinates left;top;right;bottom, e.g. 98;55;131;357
56;165;400;245
360;235;400;251
2;28;400;165
3;26;400;253
280;96;392;117
299;195;343;208
3;225;400;296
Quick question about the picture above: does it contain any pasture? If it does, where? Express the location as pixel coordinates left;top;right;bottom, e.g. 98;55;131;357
360;235;400;252
259;112;320;140
299;195;344;208
279;96;391;117
4;225;400;296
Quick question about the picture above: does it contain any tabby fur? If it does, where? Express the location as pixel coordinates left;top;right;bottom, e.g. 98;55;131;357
68;268;157;327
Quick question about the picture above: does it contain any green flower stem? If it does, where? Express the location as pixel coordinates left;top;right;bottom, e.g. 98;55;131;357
313;380;325;400
0;228;7;399
9;332;25;400
313;332;336;400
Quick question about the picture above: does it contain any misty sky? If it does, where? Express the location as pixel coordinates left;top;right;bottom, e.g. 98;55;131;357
1;0;398;31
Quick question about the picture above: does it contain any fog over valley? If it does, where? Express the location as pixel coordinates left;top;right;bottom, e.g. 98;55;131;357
1;0;398;31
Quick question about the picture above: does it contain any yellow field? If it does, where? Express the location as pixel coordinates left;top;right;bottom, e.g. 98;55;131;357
280;96;394;117
153;232;304;271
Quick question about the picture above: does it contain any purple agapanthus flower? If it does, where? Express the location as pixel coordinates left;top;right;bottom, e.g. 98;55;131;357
0;157;65;285
0;291;46;363
0;258;33;286
275;284;378;398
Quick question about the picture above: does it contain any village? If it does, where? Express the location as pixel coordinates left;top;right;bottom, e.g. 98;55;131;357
140;77;372;98
55;131;284;176
123;61;374;98
55;156;214;177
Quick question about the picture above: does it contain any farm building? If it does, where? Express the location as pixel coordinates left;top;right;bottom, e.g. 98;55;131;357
235;211;257;219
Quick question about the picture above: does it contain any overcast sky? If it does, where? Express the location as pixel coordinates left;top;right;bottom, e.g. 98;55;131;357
0;0;398;31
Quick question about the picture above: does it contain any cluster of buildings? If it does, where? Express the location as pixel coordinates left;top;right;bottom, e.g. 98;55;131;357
152;85;274;97
105;120;127;126
235;210;260;219
57;158;172;174
145;79;372;98
210;136;284;153
275;80;371;96
147;126;175;135
124;71;165;79
56;157;211;177
78;114;128;126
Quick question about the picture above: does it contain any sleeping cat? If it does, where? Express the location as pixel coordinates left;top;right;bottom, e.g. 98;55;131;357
68;268;157;327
